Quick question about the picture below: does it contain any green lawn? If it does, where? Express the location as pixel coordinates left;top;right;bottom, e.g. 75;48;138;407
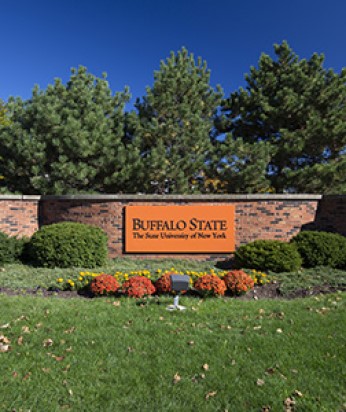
0;293;345;411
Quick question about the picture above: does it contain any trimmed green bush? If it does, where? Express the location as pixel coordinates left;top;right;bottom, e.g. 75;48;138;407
28;222;108;268
291;231;346;269
235;239;302;272
0;232;28;265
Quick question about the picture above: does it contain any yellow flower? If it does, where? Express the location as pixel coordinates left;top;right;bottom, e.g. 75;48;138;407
78;277;83;281
57;278;63;283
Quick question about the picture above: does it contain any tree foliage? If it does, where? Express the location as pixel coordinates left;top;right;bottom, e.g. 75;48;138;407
132;48;223;193
1;43;345;195
0;67;140;194
218;41;346;193
0;100;10;127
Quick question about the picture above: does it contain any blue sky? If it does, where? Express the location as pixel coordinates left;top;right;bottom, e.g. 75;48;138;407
1;0;345;107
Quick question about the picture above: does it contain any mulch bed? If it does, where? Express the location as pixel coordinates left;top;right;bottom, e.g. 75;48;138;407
0;283;344;300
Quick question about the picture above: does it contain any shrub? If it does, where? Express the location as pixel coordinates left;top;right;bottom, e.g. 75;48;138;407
90;274;120;296
0;232;29;265
291;231;346;269
121;276;156;298
194;274;226;296
223;270;254;295
28;222;108;268
235;240;302;272
154;272;190;294
155;273;174;294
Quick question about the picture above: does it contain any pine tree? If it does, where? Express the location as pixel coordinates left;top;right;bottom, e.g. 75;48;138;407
133;48;223;193
0;67;139;194
205;136;272;193
218;41;346;193
0;99;10;126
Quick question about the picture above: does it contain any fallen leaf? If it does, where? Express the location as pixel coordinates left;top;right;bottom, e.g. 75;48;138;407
42;368;50;373
52;355;65;362
187;341;194;346
0;323;10;329
22;372;32;381
22;326;30;334
12;371;18;378
291;369;298;374
127;346;134;353
294;390;303;398
17;336;23;345
173;372;181;384
0;335;10;344
43;338;54;347
254;326;262;330
259;309;265;314
159;316;164;321
205;391;217;400
256;379;265;386
35;323;43;328
65;347;73;352
276;328;283;334
231;360;236;365
112;301;121;307
200;373;206;379
64;327;76;334
63;364;71;372
68;389;73;396
0;343;10;352
202;364;209;371
284;397;296;411
262;407;271;412
265;367;275;375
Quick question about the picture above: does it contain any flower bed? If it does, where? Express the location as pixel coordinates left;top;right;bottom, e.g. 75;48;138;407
55;267;271;298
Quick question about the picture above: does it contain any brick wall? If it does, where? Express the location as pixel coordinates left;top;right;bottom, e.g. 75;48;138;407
0;196;40;237
0;194;345;258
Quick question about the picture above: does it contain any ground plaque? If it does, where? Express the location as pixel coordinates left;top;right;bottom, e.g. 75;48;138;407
125;205;235;253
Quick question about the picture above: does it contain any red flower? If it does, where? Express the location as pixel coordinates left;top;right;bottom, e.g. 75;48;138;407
223;270;254;295
154;272;188;294
122;276;156;298
90;274;120;296
194;274;226;296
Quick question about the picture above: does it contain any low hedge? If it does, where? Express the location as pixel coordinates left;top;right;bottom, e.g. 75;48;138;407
0;232;28;265
235;239;302;272
28;222;108;268
291;231;346;269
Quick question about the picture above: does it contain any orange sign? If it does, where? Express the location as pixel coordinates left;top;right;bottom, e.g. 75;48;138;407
125;205;235;253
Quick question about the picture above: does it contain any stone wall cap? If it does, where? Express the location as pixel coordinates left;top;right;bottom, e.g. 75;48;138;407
0;195;41;200
39;193;325;201
2;194;344;201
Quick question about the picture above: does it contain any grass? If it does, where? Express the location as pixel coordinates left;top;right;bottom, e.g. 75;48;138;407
270;266;346;295
0;258;345;297
0;293;345;411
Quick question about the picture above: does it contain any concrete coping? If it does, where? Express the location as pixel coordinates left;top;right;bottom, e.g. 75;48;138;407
0;193;335;201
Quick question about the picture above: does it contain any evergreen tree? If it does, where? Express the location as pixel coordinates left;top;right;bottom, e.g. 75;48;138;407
133;48;223;193
205;136;272;193
0;67;140;194
0;99;10;127
218;41;346;193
